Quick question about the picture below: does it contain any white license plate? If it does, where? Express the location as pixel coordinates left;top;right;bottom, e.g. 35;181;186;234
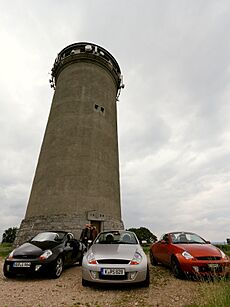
208;264;219;268
13;262;31;268
101;268;125;275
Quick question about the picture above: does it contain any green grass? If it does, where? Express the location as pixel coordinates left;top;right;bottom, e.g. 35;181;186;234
225;250;230;257
142;244;150;254
0;243;13;258
188;280;230;307
215;244;230;257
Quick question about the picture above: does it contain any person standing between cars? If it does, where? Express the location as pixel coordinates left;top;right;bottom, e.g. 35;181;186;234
80;224;91;248
90;226;98;241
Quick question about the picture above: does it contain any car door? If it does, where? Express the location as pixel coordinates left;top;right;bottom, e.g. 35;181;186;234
63;238;74;264
69;240;82;263
157;234;171;265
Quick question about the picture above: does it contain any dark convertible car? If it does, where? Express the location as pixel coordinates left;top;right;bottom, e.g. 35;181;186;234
3;231;85;278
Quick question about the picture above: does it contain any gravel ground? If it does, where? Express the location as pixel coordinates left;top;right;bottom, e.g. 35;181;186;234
0;259;204;307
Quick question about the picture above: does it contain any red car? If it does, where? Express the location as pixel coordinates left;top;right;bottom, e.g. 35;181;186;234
149;231;230;278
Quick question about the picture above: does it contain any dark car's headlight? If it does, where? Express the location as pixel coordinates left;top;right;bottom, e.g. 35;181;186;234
87;252;98;264
39;250;53;260
182;251;194;260
130;251;142;265
7;250;15;259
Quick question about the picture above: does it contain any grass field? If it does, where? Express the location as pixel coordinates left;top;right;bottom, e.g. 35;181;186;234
0;243;13;258
189;279;230;307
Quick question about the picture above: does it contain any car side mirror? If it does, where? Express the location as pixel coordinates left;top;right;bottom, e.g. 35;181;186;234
206;240;211;244
87;240;92;247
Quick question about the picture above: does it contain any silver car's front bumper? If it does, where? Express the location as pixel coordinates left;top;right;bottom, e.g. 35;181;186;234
82;260;148;284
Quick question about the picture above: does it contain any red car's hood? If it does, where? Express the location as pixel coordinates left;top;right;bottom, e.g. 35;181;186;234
175;243;221;257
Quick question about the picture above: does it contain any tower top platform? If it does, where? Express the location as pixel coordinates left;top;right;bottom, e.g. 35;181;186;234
51;42;124;91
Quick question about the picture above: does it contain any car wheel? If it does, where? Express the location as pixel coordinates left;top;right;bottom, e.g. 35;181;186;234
82;278;90;287
150;250;158;265
141;265;150;287
50;256;63;279
171;257;184;279
3;270;14;278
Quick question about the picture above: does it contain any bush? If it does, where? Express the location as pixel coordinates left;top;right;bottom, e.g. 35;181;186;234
127;227;157;244
2;227;18;243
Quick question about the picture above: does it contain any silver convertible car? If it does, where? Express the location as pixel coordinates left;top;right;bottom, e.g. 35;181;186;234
82;230;149;287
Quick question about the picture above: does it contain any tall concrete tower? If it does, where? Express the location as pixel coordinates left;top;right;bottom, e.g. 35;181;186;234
16;42;124;244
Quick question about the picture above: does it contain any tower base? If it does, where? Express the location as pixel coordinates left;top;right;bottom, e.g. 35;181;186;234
15;213;124;246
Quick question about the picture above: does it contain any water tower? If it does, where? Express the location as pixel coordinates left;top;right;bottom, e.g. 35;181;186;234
16;42;124;244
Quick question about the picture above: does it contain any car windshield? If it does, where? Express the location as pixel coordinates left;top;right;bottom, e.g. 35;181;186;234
95;231;138;245
171;232;206;244
31;232;65;242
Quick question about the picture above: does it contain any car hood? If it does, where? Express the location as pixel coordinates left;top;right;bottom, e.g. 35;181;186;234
13;241;59;257
13;242;43;257
90;244;140;260
176;244;221;257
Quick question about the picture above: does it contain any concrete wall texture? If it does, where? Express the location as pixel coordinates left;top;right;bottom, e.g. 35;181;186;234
16;43;124;244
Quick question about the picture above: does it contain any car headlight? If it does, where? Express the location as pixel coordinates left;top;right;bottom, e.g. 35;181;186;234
130;251;142;265
87;252;98;264
39;250;53;260
219;250;228;259
8;250;15;259
182;251;194;260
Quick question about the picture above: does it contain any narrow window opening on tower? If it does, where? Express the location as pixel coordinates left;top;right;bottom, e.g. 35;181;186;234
101;107;104;113
94;104;99;110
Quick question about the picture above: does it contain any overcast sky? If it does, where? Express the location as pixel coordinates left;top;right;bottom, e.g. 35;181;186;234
1;0;230;242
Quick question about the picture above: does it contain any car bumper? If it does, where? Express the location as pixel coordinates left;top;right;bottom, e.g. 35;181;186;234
4;259;52;276
82;262;148;284
179;259;230;277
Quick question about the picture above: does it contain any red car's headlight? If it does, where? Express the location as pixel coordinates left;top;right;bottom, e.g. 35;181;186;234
182;251;194;260
219;250;228;260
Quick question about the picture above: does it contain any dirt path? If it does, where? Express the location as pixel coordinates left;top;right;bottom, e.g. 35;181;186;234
0;259;204;307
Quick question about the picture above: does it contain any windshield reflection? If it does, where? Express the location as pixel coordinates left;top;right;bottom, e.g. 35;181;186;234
170;232;206;244
95;231;138;245
31;232;65;242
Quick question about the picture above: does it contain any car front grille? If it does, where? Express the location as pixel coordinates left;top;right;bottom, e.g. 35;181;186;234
97;259;130;264
199;265;224;273
196;256;221;261
99;273;128;280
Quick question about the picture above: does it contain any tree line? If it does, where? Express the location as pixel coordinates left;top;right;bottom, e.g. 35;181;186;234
1;226;157;244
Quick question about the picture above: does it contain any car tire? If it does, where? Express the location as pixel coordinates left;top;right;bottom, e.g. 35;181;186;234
141;265;150;287
82;278;90;287
171;257;184;279
3;270;14;278
150;250;158;265
50;256;63;279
